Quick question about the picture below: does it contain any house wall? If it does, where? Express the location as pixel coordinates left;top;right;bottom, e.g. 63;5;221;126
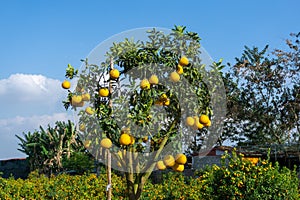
192;156;229;169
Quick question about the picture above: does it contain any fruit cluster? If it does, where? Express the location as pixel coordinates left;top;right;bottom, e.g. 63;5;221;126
155;93;170;106
98;68;120;97
62;68;121;107
169;56;189;82
156;153;187;172
139;56;189;91
63;56;191;114
186;114;211;130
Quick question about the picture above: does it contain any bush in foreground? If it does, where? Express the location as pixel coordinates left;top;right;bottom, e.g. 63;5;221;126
0;151;298;199
195;150;299;200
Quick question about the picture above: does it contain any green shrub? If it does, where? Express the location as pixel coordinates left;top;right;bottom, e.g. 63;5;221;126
62;152;95;175
195;150;299;200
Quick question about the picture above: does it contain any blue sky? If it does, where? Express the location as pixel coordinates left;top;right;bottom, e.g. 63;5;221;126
0;0;299;159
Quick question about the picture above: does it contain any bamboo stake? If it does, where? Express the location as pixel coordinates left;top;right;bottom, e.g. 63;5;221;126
106;57;114;200
106;149;112;200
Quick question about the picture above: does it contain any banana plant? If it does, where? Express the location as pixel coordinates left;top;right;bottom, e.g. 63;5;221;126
16;120;85;175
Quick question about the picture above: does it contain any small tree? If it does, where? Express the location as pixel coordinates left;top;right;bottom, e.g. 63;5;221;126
63;26;225;199
62;151;95;175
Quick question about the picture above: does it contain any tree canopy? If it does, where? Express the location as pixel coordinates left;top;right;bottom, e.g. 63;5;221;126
222;32;300;146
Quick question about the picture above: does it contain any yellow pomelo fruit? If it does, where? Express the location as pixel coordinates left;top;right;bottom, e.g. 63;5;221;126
163;155;175;167
109;69;120;79
129;135;135;145
179;56;189;66
156;160;166;170
147;115;152;121
176;65;184;75
203;120;211;127
155;100;164;106
71;95;82;104
71;95;83;107
142;136;149;143
164;99;170;106
193;116;204;130
100;138;112;149
119;133;131;145
82;93;90;101
99;88;109;97
199;114;210;124
196;122;204;129
160;94;168;101
62;80;71;89
79;123;85;131
172;163;184;172
140;79;150;90
83;140;91;148
85;107;94;115
175;153;187;165
186;117;195;126
149;75;159;85
170;71;180;82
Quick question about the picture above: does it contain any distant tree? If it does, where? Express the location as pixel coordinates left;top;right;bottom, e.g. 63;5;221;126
217;70;244;145
273;32;300;143
223;33;300;145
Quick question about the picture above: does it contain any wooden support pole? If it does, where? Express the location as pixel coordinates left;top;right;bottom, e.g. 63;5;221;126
106;149;112;200
106;57;114;200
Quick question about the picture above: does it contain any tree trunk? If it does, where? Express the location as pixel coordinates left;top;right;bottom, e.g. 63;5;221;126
124;119;178;199
125;172;144;200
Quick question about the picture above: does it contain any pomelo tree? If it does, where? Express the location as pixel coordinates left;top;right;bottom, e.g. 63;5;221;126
62;26;226;199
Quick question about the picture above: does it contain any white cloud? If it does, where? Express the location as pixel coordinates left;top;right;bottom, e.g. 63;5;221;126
0;73;68;118
0;73;58;100
0;112;73;160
